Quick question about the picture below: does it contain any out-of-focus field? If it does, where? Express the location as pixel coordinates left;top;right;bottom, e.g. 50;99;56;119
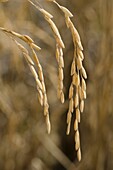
0;0;113;170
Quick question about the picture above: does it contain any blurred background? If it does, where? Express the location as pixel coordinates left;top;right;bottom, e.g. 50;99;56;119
0;0;113;170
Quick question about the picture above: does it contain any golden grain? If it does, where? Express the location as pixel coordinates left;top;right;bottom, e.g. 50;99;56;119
74;92;79;108
69;98;74;113
80;100;84;113
74;119;78;131
76;108;81;123
66;122;71;135
77;148;81;161
69;84;74;99
82;77;86;91
71;60;76;75
67;111;72;124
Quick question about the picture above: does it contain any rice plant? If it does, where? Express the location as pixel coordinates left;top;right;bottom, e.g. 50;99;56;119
0;0;87;163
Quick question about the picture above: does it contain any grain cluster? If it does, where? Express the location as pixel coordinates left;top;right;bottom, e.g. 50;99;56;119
28;0;65;104
0;27;51;134
48;0;87;161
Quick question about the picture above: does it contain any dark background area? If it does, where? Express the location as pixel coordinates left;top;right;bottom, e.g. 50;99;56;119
0;0;113;170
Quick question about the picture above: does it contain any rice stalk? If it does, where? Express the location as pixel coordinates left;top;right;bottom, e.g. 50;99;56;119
30;46;51;133
0;27;51;134
47;0;87;161
28;0;65;104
